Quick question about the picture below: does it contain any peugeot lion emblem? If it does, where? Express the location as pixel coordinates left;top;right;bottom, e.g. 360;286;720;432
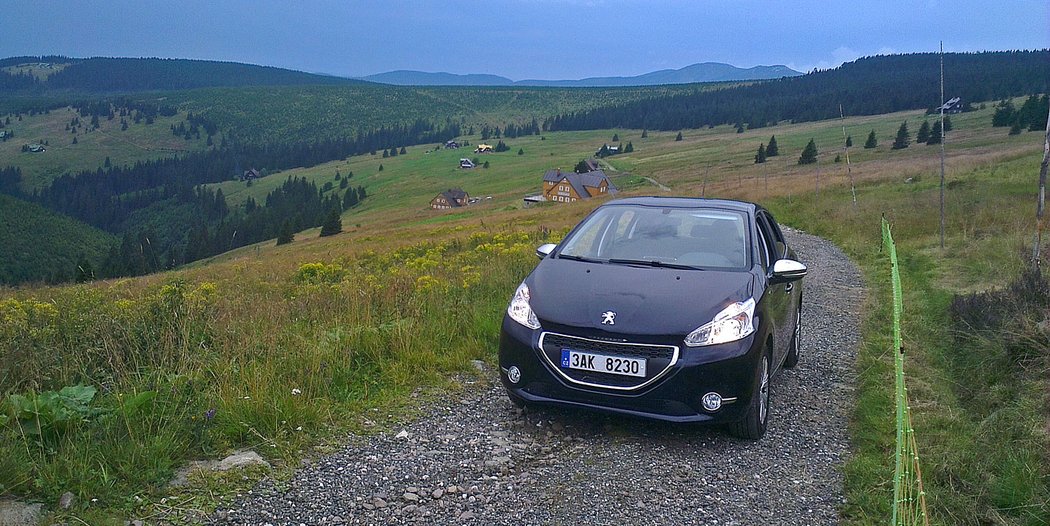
601;311;616;325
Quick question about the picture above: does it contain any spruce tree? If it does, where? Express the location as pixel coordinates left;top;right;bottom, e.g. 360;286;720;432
926;120;943;145
612;133;619;142
916;121;931;143
641;129;648;138
574;160;590;173
943;116;953;132
518;148;524;155
845;135;853;148
891;121;910;150
766;135;779;156
276;221;294;245
319;209;342;237
399;146;407;154
798;139;818;165
754;143;767;164
343;187;358;208
624;141;633;153
675;132;683;141
864;130;877;149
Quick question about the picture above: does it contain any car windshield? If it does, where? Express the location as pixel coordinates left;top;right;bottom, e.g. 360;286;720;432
558;205;749;269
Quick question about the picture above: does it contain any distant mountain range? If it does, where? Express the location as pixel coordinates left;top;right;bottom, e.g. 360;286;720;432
359;62;802;87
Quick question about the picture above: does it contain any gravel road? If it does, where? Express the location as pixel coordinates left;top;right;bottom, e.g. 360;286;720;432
217;229;864;526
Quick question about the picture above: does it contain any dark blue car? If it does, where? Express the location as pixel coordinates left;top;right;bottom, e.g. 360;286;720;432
499;197;806;439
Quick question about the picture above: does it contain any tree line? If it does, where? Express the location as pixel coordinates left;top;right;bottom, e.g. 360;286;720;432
542;51;1050;133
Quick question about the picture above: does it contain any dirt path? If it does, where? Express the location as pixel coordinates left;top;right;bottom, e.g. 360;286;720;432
217;229;864;525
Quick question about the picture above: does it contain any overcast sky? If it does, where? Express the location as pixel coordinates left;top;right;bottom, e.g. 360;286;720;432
3;0;1047;80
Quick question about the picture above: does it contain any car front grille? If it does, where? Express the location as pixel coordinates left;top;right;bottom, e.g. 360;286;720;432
538;332;679;391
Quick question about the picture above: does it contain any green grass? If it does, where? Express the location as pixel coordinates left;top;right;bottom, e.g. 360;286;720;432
0;106;216;191
771;151;1048;526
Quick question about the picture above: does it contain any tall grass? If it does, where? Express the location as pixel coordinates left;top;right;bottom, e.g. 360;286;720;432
771;151;1049;526
0;227;549;518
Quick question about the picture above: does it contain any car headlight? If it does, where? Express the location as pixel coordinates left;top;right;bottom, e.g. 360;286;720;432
507;282;541;329
684;298;755;346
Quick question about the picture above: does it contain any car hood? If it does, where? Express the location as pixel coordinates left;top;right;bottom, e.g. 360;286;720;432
528;258;755;336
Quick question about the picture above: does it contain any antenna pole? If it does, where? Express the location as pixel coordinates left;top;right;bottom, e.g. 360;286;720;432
939;42;946;249
840;104;857;205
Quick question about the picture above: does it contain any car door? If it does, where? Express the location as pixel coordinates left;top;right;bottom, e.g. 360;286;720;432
756;212;790;366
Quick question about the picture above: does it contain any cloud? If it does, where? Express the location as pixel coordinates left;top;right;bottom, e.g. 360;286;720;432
788;45;900;74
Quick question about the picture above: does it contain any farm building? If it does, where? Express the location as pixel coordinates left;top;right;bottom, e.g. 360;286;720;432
240;168;262;181
431;188;469;209
445;140;460;149
541;168;617;203
475;144;493;153
459;158;475;169
25;143;46;153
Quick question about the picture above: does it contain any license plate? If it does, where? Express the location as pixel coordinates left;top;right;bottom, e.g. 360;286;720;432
560;349;646;378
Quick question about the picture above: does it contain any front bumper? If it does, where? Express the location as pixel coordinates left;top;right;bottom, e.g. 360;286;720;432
498;316;765;423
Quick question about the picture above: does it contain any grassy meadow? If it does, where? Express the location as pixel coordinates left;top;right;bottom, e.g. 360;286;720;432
0;106;215;191
1;98;1047;525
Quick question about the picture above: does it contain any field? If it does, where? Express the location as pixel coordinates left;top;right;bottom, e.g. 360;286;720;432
0;106;214;191
161;83;707;144
1;98;1048;525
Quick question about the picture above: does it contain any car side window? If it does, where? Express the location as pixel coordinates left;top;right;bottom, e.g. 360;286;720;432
756;214;780;268
755;220;771;269
766;213;787;257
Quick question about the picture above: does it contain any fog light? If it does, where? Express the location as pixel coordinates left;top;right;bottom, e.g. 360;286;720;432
507;366;522;384
701;392;723;412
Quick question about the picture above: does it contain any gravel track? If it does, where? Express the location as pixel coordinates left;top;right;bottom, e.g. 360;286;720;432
217;229;864;526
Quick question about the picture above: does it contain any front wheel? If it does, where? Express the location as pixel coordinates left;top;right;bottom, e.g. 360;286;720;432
731;351;771;440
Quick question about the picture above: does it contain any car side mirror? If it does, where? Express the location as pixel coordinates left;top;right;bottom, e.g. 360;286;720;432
536;243;556;259
771;259;807;283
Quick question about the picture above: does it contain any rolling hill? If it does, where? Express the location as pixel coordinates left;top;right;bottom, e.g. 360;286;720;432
0;193;115;285
361;62;801;86
0;56;366;93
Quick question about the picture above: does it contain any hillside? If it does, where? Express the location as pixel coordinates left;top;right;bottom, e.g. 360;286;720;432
547;50;1050;131
0;104;216;191
0;56;365;93
1;82;1049;526
0;194;114;285
361;62;801;86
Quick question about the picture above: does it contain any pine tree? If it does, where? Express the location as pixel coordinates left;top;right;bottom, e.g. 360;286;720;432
943;116;953;132
675;132;683;141
926;120;942;145
754;143;767;164
624;141;633;153
891;121;910;150
798;139;818;164
378;164;384;171
357;185;367;200
766;135;779;156
319;209;342;237
517;148;524;155
483;160;490;168
343;187;358;208
845;135;853;147
74;256;94;283
382;149;389;158
276;221;294;245
612;133;619;142
641;129;648;138
916;121;931;143
864;130;877;149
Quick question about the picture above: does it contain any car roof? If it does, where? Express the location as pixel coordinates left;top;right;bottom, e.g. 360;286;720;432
599;196;760;214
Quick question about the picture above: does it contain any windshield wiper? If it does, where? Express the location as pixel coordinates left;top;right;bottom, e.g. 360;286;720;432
558;253;603;263
607;258;702;270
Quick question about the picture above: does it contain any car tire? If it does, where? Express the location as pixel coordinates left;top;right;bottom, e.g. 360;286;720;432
506;390;527;409
783;300;802;369
731;351;771;440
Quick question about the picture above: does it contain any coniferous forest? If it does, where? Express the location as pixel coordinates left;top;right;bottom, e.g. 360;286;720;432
542;51;1050;132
